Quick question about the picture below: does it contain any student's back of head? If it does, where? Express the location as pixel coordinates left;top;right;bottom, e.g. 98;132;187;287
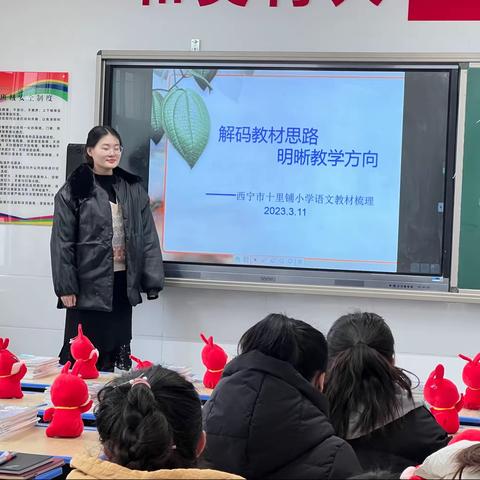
202;314;363;479
325;311;412;439
455;442;480;478
238;312;328;381
406;440;480;479
95;366;203;471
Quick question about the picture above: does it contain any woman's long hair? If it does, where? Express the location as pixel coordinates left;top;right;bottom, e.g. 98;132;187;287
95;366;202;471
324;312;412;438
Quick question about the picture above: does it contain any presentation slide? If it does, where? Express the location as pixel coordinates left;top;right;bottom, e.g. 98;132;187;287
148;69;405;272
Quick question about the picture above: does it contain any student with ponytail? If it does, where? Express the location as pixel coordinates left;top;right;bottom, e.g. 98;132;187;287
67;366;242;479
325;312;449;474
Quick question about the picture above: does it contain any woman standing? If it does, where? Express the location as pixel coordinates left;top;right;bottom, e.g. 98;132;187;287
51;126;164;372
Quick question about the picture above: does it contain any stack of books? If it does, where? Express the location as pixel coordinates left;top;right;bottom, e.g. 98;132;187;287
0;452;64;480
18;355;59;380
0;407;38;439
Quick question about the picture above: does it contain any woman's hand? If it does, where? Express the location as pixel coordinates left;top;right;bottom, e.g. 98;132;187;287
61;294;77;308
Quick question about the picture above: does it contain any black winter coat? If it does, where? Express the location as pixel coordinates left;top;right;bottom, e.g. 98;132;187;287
347;404;449;474
50;164;164;311
202;351;363;479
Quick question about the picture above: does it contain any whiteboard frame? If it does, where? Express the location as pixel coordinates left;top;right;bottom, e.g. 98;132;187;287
95;51;475;301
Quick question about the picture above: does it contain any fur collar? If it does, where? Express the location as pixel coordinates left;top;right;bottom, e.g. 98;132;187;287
68;163;141;200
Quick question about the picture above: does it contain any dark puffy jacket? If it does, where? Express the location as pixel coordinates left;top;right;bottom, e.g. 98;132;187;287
346;403;449;474
50;164;164;311
202;351;362;479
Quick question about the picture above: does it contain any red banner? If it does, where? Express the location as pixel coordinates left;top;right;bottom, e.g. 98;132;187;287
409;0;480;21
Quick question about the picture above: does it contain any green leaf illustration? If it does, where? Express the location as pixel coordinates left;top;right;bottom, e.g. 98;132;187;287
161;88;210;168
151;90;165;144
190;69;218;91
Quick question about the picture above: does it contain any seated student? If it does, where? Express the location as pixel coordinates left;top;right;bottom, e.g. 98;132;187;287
325;311;449;474
202;313;363;479
401;430;480;479
400;440;480;479
67;366;243;480
454;441;480;478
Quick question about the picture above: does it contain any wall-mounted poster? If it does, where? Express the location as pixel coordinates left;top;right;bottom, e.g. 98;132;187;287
0;72;68;225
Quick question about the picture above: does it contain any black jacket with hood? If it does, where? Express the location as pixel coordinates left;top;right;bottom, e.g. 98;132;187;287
50;164;164;311
202;350;362;479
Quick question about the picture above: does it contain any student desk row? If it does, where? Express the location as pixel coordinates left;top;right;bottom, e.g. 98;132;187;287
459;408;480;426
0;391;94;427
20;371;116;423
14;375;480;427
1;392;96;423
0;425;99;480
21;373;212;402
0;425;100;461
1;376;213;426
20;372;117;392
0;395;479;480
10;372;480;430
19;372;128;423
6;389;212;424
2;421;479;467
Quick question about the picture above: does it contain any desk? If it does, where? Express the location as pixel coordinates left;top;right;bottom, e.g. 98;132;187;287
196;383;212;402
1;392;96;422
0;425;100;461
21;373;212;403
456;423;480;436
21;372;118;392
459;408;480;426
0;392;46;408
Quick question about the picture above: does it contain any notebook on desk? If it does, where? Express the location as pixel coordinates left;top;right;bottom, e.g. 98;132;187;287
0;456;64;479
0;452;54;475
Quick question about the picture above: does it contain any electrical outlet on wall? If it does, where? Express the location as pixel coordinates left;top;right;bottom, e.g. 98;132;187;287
191;39;200;51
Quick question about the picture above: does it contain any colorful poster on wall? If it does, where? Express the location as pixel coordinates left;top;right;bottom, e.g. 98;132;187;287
0;72;68;225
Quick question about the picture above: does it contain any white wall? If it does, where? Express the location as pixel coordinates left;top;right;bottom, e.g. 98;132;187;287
1;0;480;386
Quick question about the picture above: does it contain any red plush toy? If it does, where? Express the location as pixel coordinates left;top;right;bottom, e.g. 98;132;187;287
448;427;480;445
0;338;27;399
43;361;93;438
200;333;228;389
130;354;154;370
424;364;463;434
459;353;480;410
70;324;99;379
